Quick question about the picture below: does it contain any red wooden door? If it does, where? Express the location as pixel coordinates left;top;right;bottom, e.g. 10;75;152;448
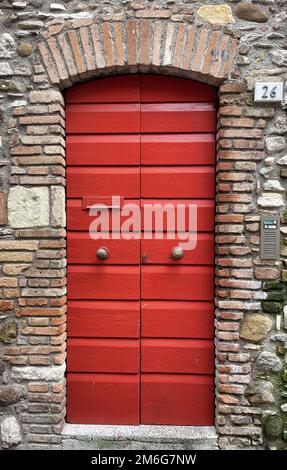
65;75;216;425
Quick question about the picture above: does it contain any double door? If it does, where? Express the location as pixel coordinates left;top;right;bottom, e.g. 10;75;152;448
66;75;216;425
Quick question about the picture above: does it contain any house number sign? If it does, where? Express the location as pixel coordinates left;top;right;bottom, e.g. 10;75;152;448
254;81;284;103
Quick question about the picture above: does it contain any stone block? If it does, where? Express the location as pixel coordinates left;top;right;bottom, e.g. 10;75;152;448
197;5;235;25
235;3;268;23
12;363;66;381
50;186;66;228
0;416;22;449
0;385;26;406
240;314;272;342
254;351;282;373
8;186;49;228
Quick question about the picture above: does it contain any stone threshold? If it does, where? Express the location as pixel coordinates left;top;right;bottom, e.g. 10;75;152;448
62;424;219;450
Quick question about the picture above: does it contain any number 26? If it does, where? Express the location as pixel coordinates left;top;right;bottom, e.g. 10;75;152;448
262;85;277;99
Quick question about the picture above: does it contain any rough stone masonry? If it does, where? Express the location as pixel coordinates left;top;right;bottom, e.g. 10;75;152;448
0;0;287;451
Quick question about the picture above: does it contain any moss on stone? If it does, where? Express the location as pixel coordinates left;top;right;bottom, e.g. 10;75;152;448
263;281;284;291
262;301;283;313
263;415;283;438
266;291;285;301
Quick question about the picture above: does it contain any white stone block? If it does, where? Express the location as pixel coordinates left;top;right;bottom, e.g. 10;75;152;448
8;186;49;228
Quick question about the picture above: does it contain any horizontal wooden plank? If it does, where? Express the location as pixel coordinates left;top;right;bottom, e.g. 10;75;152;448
65;75;140;103
67;167;140;198
67;373;139;424
66;135;140;166
141;167;215;198
67;300;140;338
141;134;215;166
141;374;214;425
141;76;216;103
67;338;139;373
140;199;214;233
66;104;140;134
141;234;214;265
141;266;214;300
141;103;216;133
67;232;140;265
68;265;140;299
141;301;214;338
67;199;214;232
141;339;214;374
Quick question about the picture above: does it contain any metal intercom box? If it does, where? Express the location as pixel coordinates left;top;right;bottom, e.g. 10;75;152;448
260;214;280;260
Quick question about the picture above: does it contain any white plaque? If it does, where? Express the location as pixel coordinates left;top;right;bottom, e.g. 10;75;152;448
254;81;284;102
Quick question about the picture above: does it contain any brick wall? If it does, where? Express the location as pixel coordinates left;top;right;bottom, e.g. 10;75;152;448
0;0;287;450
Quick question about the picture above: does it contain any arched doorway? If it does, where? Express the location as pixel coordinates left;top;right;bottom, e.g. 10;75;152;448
65;75;216;425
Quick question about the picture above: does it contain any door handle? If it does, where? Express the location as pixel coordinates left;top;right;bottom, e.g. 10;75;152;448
171;246;184;260
96;247;109;261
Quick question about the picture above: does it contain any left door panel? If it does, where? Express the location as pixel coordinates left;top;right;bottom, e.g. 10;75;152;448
66;76;141;424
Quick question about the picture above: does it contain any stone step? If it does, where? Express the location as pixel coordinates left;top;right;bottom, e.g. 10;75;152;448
62;424;218;450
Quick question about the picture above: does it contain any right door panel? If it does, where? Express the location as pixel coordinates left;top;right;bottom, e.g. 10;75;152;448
140;75;215;425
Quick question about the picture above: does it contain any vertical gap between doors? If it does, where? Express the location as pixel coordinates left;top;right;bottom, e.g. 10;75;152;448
139;75;142;425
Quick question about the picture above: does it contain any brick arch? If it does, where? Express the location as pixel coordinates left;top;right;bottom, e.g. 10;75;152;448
37;19;238;88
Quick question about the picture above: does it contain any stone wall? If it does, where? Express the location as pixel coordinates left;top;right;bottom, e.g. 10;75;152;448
0;0;286;450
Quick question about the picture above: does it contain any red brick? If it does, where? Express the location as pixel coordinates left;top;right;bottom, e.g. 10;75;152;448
28;383;49;393
29;357;50;365
90;24;105;69
53;352;66;365
192;28;209;72
220;118;255;128
11;146;42;156
218;394;240;405
127;20;137;66
202;30;220;75
218;342;240;352
38;42;60;85
220;83;244;93
255;268;280;280
113;22;124;66
210;33;230;78
151;21;163;66
217;331;240;341
219;172;253;182
217;214;244;223
140;20;151;65
47;37;71;87
228;353;250;363
22;325;66;336
172;23;186;68
101;23;114;68
135;9;171;18
58;33;78;79
218;194;252;203
182;25;196;70
67;30;86;76
219;106;243;117
219;151;263;161
0;191;7;225
219;384;245;395
218;129;263;139
217;322;239;331
79;26;96;72
221;38;239;78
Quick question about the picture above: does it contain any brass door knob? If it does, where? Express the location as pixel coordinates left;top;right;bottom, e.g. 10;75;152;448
96;247;109;260
171;246;184;260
